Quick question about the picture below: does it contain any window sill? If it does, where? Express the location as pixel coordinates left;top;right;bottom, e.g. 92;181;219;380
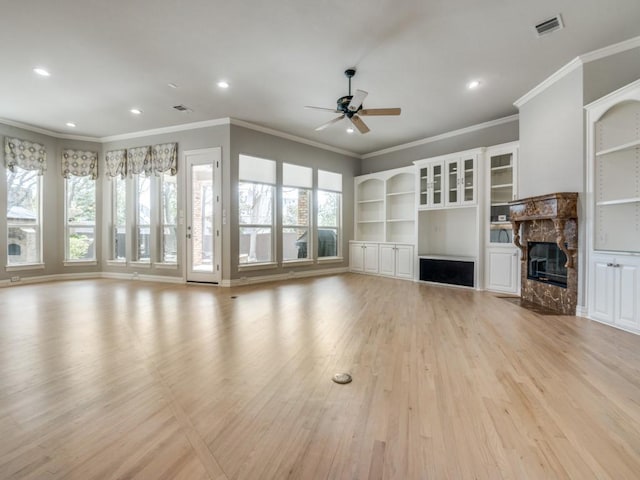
238;262;278;271
282;259;314;267
130;261;151;268
106;260;126;267
155;263;179;270
317;256;344;264
64;260;98;267
6;263;45;272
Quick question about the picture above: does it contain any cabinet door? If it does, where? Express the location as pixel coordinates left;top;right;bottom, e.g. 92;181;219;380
379;244;396;276
460;156;476;205
395;244;414;279
590;259;615;324
486;248;518;293
430;162;444;208
363;244;379;273
445;159;460;206
616;263;640;331
349;243;364;272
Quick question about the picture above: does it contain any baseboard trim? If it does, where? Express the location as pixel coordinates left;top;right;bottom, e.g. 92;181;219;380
220;267;349;287
0;272;102;287
101;272;185;284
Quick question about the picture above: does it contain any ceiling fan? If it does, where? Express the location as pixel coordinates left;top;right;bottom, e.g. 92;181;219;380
305;68;401;134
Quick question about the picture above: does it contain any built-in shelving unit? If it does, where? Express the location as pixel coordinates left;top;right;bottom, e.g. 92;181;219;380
586;78;640;335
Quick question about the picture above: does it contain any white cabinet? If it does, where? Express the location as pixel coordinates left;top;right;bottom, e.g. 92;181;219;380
586;79;640;334
354;167;415;243
379;243;414;279
417;161;444;208
349;242;379;274
414;149;481;210
589;255;640;333
486;248;519;294
484;142;520;294
445;156;477;207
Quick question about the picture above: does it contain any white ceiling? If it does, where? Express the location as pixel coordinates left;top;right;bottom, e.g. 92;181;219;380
1;0;639;155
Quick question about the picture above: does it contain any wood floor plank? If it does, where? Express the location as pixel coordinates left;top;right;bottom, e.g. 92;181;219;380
1;275;640;479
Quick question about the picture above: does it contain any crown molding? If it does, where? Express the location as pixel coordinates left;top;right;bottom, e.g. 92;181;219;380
229;119;360;158
514;35;640;108
0;118;100;142
361;114;519;159
100;118;231;142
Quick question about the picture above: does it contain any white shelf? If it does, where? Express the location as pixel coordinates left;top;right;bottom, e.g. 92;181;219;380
491;202;510;206
358;198;384;204
386;191;414;197
418;254;476;262
490;221;512;225
357;220;384;224
596;197;640;206
490;165;512;172
491;183;513;189
387;218;413;223
596;138;640;156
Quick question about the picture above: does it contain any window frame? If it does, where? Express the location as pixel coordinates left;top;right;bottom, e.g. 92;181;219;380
134;173;151;263
238;181;276;266
6;167;43;268
159;172;178;265
281;186;312;263
64;175;97;263
316;169;343;260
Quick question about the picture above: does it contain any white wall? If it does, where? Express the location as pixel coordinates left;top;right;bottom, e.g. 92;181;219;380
518;67;585;199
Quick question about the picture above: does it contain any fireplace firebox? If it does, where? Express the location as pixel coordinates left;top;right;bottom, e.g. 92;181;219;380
527;241;568;288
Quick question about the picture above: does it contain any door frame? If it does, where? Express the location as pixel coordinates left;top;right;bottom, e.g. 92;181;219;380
183;147;222;283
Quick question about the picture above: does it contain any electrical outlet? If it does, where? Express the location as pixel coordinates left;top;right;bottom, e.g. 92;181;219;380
133;271;139;279
10;276;20;283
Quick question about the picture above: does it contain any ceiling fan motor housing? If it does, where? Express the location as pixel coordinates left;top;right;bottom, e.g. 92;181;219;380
337;95;359;116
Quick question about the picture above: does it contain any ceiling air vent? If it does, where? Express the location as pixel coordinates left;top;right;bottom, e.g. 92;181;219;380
173;104;192;112
534;14;564;37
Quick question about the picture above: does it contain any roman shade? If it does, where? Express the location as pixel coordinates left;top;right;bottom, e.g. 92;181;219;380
151;143;177;176
127;146;152;176
61;149;98;179
105;149;127;178
4;137;47;175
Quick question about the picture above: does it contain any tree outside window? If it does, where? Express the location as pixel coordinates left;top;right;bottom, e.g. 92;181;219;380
7;167;41;265
65;175;96;260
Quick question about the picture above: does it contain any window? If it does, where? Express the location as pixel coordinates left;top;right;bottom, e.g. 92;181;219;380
135;174;151;261
112;176;127;261
160;173;178;263
238;155;275;265
65;175;96;261
317;170;342;258
6;167;42;265
282;163;312;261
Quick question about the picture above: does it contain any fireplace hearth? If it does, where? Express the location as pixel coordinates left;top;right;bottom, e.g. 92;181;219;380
509;193;578;315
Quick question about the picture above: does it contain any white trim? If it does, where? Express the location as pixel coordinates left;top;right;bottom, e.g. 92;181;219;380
5;263;46;272
0;272;100;287
238;261;278;271
0;118;98;141
513;58;583;108
154;262;179;270
221;267;348;287
63;260;98;267
230;119;360;158
317;256;344;264
101;272;185;283
362;115;519;159
514;35;640;108
101;118;231;142
580;35;640;64
575;305;588;317
130;261;152;268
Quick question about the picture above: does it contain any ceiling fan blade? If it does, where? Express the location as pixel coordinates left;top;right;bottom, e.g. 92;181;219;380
350;115;370;134
348;89;368;112
315;115;345;131
359;107;401;116
305;106;340;113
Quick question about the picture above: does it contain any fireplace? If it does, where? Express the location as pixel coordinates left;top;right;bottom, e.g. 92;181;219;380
527;242;567;288
509;193;578;315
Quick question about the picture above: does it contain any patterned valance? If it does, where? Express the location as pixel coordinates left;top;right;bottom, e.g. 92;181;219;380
105;149;127;179
151;143;178;176
126;146;151;176
4;137;47;175
61;149;98;179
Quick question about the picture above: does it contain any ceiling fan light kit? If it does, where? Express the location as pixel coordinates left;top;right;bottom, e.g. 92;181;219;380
306;68;401;134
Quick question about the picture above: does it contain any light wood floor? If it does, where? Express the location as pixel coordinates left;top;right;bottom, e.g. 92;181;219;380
1;275;640;479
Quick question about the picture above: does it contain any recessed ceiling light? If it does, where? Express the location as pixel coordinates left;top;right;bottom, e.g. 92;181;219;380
217;81;229;89
33;67;51;77
168;83;178;89
346;127;355;134
65;122;76;128
130;108;143;115
468;80;481;90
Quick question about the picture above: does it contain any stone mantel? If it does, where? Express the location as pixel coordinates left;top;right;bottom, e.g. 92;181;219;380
509;192;578;268
509;192;579;315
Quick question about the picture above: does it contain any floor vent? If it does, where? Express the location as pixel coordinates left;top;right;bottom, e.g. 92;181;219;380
535;15;564;37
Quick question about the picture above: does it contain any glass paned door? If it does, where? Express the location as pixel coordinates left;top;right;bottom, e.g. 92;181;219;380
463;158;474;202
432;164;442;206
489;152;514;244
186;148;221;283
447;160;458;204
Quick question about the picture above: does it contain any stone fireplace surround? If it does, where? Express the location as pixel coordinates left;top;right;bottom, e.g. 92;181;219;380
509;193;578;315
